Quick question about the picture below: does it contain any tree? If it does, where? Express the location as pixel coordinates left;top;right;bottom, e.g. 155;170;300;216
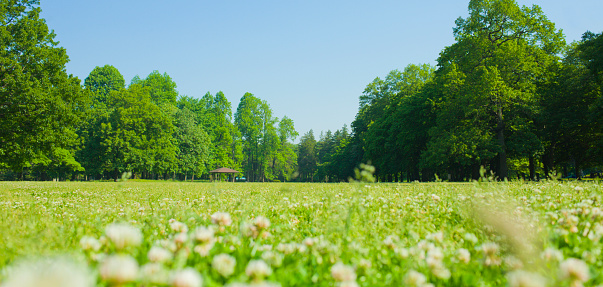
84;65;125;104
173;107;210;181
132;71;178;106
429;0;565;179
0;0;87;174
297;130;317;181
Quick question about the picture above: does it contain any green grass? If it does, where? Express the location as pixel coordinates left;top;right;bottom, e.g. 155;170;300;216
1;180;602;286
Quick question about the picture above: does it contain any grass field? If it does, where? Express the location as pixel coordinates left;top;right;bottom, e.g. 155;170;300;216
1;180;602;286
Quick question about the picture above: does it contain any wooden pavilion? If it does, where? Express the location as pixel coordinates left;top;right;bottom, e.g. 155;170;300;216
209;167;240;182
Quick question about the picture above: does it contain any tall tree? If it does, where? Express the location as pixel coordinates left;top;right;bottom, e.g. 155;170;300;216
429;0;565;179
297;130;317;181
84;65;125;104
0;0;87;175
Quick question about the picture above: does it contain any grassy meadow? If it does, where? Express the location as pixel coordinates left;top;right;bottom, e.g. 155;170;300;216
1;180;602;286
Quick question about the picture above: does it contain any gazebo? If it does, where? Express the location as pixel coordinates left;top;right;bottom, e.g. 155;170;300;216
209;167;240;182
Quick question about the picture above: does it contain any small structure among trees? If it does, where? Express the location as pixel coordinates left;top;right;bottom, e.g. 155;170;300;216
209;168;240;182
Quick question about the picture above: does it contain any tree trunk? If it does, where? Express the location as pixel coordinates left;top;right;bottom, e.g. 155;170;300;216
496;105;508;180
529;156;535;181
192;173;194;182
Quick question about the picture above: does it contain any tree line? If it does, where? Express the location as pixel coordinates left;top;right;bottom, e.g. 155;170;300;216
295;0;602;182
0;1;298;181
2;0;601;182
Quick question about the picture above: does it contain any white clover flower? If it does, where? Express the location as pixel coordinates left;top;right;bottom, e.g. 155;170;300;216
105;223;142;250
330;262;356;282
541;248;563;262
246;259;272;281
99;254;139;284
148;246;173;263
261;251;284;267
170;221;189;233
559;258;589;283
464;233;478;244
193;226;215;243
0;257;94;287
194;242;215;257
140;263;170;285
431;194;440;201
212;253;236;277
404;270;427;287
254;216;271;230
457;248;471;264
174;232;188;245
171;268;203;287
506;270;546;287
79;236;101;252
211;212;233;226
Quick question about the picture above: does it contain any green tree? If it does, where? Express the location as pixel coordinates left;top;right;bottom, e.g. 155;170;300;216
173;107;210;181
297;130;317;181
427;0;565;179
84;65;125;104
132;71;178;106
0;0;87;175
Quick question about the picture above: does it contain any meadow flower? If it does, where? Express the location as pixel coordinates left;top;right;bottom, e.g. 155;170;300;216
481;242;501;266
559;258;589;284
170;221;189;233
431;194;440;201
148;246;173;263
140;263;170;285
457;248;471;264
506;270;546;287
174;232;189;245
211;212;233;227
171;267;203;287
99;254;139;284
331;262;357;282
212;253;236;277
105;223;143;250
0;257;94;287
246;259;272;281
404;270;427;287
79;236;101;252
193;226;215;243
254;216;271;230
194;242;215;257
541;248;563;262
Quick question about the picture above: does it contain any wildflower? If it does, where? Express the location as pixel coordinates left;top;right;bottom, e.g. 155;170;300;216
171;268;203;287
331;262;357;282
140;263;170;285
105;223;143;250
506;270;546;287
0;257;94;287
481;242;501;266
559;258;589;285
404;270;427;287
457;248;471;264
539;248;563;263
170;221;189;233
174;232;188;245
431;194;440;201
79;236;101;252
193;226;215;243
254;216;271;230
194;242;215;257
212;253;236;277
148;246;173;263
262;251;284;267
99;254;139;284
246;259;272;281
212;212;233;227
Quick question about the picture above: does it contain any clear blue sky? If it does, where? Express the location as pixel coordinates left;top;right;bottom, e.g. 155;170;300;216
40;0;603;140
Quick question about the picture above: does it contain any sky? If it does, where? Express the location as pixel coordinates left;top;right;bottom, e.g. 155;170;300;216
40;0;603;141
